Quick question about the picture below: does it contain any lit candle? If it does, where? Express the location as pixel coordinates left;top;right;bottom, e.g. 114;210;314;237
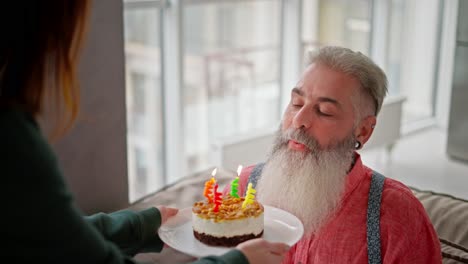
213;183;222;212
242;182;256;209
203;168;217;203
230;165;242;198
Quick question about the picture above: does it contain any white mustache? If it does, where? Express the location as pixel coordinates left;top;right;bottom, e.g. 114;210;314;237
279;128;321;151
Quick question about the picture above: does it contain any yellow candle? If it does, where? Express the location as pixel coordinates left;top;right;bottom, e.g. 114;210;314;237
242;182;256;209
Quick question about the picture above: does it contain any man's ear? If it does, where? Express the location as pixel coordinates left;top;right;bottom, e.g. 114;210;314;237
354;115;377;147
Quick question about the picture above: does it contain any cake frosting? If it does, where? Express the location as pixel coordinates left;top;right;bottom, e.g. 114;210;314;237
192;196;264;247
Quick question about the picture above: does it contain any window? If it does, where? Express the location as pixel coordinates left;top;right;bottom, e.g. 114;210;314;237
301;0;442;126
123;1;165;202
182;0;282;173
129;72;147;135
384;0;442;124
121;0;444;202
134;148;149;197
301;0;372;66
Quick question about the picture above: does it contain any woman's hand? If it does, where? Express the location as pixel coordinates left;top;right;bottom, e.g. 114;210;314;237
156;206;179;224
236;238;290;264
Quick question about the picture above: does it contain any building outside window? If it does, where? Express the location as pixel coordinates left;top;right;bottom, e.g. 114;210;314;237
182;0;282;173
123;2;164;202
301;0;372;66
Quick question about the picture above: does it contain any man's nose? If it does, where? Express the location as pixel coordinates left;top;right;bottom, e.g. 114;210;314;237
292;107;313;130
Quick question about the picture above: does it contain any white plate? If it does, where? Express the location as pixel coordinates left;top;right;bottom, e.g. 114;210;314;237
158;205;304;258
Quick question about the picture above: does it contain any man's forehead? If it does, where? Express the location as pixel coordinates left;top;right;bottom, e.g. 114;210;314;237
292;85;340;100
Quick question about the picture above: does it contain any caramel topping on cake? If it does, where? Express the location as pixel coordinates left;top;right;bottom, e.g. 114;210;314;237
193;196;264;222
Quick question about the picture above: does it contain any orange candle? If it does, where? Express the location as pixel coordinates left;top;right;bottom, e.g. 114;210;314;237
203;177;215;203
203;168;217;203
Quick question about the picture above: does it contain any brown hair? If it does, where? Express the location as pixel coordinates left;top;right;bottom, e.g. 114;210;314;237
0;1;91;137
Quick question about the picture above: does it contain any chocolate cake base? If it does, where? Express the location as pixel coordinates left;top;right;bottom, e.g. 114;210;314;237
193;230;264;247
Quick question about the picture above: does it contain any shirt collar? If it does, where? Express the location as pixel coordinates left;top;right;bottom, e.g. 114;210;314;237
342;152;369;200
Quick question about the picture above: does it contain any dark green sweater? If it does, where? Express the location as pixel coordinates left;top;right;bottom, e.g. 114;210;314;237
0;108;248;264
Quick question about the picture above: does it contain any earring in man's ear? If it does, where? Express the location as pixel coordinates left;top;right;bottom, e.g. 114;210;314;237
371;124;376;129
355;141;362;150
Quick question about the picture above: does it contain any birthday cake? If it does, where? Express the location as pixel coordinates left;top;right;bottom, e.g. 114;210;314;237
192;168;264;247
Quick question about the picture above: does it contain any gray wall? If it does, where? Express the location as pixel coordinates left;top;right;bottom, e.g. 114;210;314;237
51;0;129;214
447;0;468;162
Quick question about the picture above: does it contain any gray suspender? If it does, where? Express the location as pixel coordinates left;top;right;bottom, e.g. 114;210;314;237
367;171;385;264
246;163;385;264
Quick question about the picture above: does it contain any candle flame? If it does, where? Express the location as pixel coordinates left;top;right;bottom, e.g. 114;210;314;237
236;165;243;176
211;168;217;177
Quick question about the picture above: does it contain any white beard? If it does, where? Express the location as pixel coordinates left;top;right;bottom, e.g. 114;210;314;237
256;128;355;236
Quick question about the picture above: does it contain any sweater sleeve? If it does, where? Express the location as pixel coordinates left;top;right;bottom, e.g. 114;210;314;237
194;250;250;264
85;207;164;256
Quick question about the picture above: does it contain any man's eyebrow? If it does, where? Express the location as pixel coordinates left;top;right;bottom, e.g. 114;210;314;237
292;89;341;107
291;87;304;96
317;96;341;107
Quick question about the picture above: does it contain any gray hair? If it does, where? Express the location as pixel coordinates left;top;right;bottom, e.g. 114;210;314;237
307;46;388;116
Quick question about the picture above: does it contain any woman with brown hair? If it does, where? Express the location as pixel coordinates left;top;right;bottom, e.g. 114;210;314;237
0;1;289;263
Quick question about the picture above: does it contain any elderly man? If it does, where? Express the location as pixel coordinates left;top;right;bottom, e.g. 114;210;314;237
223;46;441;263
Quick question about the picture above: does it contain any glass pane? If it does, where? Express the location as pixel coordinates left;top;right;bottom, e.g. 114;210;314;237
183;0;282;173
123;6;164;202
387;0;439;123
301;0;372;66
386;0;404;96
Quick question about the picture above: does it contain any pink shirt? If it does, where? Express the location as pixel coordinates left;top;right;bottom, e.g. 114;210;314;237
223;153;442;263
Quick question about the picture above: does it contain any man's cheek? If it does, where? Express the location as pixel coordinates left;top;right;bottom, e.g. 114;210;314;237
282;115;294;129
